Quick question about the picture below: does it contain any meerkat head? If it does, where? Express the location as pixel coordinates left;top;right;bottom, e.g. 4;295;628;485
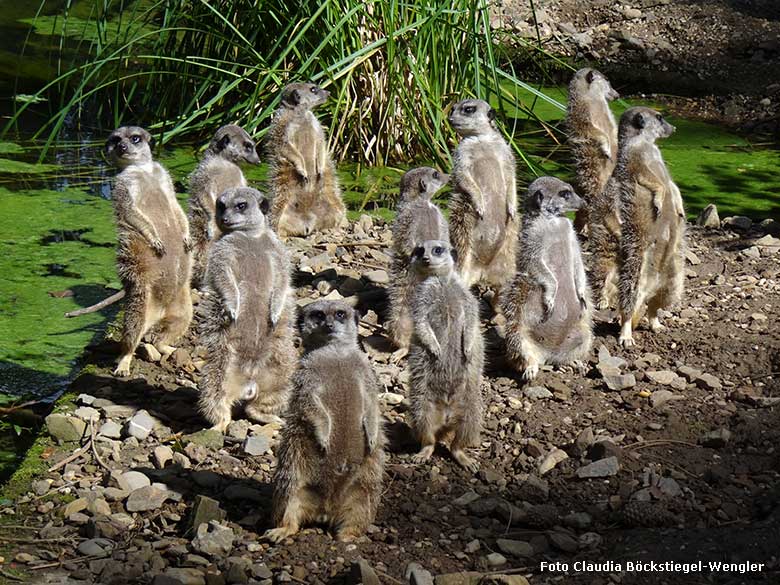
215;187;270;234
207;124;260;165
399;167;450;202
570;68;619;102
448;99;497;137
526;177;583;217
619;106;675;143
410;239;456;278
299;300;360;352
105;126;153;168
280;82;330;111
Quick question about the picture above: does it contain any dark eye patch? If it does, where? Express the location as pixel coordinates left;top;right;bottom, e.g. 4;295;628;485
335;310;346;321
236;201;247;211
244;142;253;150
560;190;572;199
310;86;318;93
311;310;325;321
464;106;476;114
432;171;440;180
216;200;226;212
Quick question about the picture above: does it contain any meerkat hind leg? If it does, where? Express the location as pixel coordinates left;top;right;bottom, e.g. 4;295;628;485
265;487;319;543
115;287;154;377
412;402;445;464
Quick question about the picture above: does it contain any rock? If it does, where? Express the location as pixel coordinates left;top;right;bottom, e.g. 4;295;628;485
153;568;207;585
657;477;683;498
139;343;162;363
226;420;250;440
87;515;131;540
696;204;720;228
576;456;620;478
154;445;173;469
77;393;96;405
434;574;482;585
604;373;636;391
696;373;722;390
117;470;151;493
453;490;480;507
46;413;87;442
170;348;192;369
548;531;579;553
524;386;553;400
63;498;88;517
678;365;703;382
464;539;481;553
77;537;114;557
98;420;122;439
597;345;627;374
467;497;501;517
496;538;534;557
87;498;111;516
225;556;251;584
182;429;224;450
622;7;642;19
646;370;680;386
32;479;51;496
74;406;100;422
562;511;592;529
242;435;270;456
701;428;731;448
126;485;172;512
742;246;761;259
724;215;752;231
14;552;35;563
379;392;404;405
538;448;568;475
251;564;272;580
407;563;434;585
189;495;226;531
364;269;389;285
684;249;701;266
192;521;234;557
572;427;594;457
650;390;682;408
486;552;507;567
125;410;157;440
349;558;380;585
102;404;137;419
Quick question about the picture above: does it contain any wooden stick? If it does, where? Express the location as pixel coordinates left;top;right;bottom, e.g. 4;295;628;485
47;443;90;472
89;420;111;471
624;439;698;450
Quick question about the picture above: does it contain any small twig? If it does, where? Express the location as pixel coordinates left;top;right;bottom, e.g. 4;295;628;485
0;525;42;531
89;419;111;471
376;570;404;584
0;568;23;581
0;536;71;544
624;439;698;450
47;442;90;472
29;554;102;571
314;240;384;248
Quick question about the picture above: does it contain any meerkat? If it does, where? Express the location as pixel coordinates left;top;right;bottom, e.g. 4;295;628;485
566;68;619;234
198;187;296;432
187;124;260;286
387;167;450;361
264;300;385;543
105;126;192;377
448;99;518;309
501;177;593;381
407;240;484;472
589;106;685;334
266;82;346;237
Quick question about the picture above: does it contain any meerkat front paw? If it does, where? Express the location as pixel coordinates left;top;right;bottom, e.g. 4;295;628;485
650;317;665;333
263;526;297;544
452;449;479;473
150;238;166;256
412;445;435;465
390;347;409;364
522;364;539;381
113;356;132;377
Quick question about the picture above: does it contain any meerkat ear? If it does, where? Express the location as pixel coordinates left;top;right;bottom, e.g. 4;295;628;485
217;133;231;151
285;89;300;107
533;189;544;209
450;247;459;264
419;178;428;193
633;112;645;129
487;108;496;121
258;196;270;216
586;70;595;84
353;308;360;328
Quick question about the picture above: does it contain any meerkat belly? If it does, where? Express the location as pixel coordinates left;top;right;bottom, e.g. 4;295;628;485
641;199;680;297
290;118;322;190
529;243;582;348
227;250;273;359
322;376;367;470
470;155;508;262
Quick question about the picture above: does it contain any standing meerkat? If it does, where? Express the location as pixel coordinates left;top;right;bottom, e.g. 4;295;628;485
266;82;346;237
566;68;619;234
188;124;260;286
448;99;518;308
265;300;385;543
407;240;484;472
105;126;192;377
501;177;593;381
198;187;296;432
387;167;450;360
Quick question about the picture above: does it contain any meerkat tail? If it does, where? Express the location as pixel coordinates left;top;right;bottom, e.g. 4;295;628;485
64;289;126;317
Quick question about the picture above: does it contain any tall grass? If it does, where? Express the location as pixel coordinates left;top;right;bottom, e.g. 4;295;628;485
7;0;566;166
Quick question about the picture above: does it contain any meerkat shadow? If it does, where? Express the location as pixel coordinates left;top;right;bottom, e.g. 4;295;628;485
383;419;418;455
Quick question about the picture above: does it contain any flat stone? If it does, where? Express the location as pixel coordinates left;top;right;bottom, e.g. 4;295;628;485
349;558;380;585
364;269;389;284
117;470;151;492
226;420;250;440
696;373;722;390
453;490;480;506
464;539;481;553
723;215;752;231
242;435;270;456
742;246;761;259
98;420;122;439
191;521;234;557
657;477;683;498
154;445;174;469
189;495;226;531
650;390;683;408
103;487;128;502
87;498;111;516
678;366;703;382
538;448;568;476
598;345;627;371
486;552;507;567
182;429;224;450
576;456;620;478
74;406;100;422
646;370;680;386
77;537;114;557
701;428;731;448
77;393;96;405
139;343;162;363
549;531;579;553
102;404;138;419
126;485;172;512
524;386;553;400
604;373;636;391
684;250;701;265
251;564;273;579
153;568;206;585
46;413;87;443
496;538;534;557
125;410;157;441
63;498;88;517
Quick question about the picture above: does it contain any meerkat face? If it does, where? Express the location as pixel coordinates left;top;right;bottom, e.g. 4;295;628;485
299;300;359;349
216;187;269;233
105;126;153;168
210;124;260;165
572;68;619;102
621;106;675;142
526;177;583;216
448;99;496;136
280;82;330;111
410;239;455;278
399;167;450;200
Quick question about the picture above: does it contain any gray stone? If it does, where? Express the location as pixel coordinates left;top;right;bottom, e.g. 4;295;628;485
650;390;682;408
549;531;579;552
77;393;96;405
126;485;172;512
696;204;720;228
576;456;620;478
98;420;122;439
251;564;272;580
452;490;480;506
379;392;404;405
562;511;592;529
486;552;507;566
496;538;534;557
407;564;434;585
696;373;722;391
32;479;51;496
464;539;481;553
573;427;594;457
88;498;111;516
349;558;380;585
46;413;87;443
189;495;226;531
154;445;173;469
77;537;114;557
125;410;157;441
684;249;701;266
524;386;553;400
183;429;224;450
225;556;251;584
678;366;703;382
622;7;642;18
364;269;389;285
723;215;752;231
102;404;137;419
226;420;250;440
74;406;100;422
701;428;731;448
117;470;151;493
103;487;129;502
657;477;683;498
742;246;761;259
604;373;636;391
153;568;206;585
646;370;680;386
242;435;270;456
191;521;234;557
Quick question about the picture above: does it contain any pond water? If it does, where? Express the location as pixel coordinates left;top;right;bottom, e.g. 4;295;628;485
1;4;779;482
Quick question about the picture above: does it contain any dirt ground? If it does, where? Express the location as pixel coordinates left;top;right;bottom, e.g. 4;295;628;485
2;214;780;585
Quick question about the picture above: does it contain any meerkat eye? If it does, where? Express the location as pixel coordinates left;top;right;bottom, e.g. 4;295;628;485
131;135;141;144
433;246;444;255
244;142;253;150
464;106;476;115
236;201;247;211
560;190;572;199
656;114;663;122
310;86;318;93
432;171;440;180
335;310;347;321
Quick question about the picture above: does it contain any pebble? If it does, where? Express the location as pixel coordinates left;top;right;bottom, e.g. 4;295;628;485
538;448;568;475
117;470;151;493
154;445;174;468
696;373;723;390
486;552;507;567
604;373;636;391
191;521;234;556
74;406;101;422
15;552;36;563
696;204;720;228
364;269;389;284
496;538;534;557
139;343;162;363
45;413;87;443
524;386;553;400
576;456;620;478
126;485;172;512
77;537;114;557
98;420;122;439
464;539;481;553
650;389;682;408
125;410;157;441
242;435;270;456
189;495;226;530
